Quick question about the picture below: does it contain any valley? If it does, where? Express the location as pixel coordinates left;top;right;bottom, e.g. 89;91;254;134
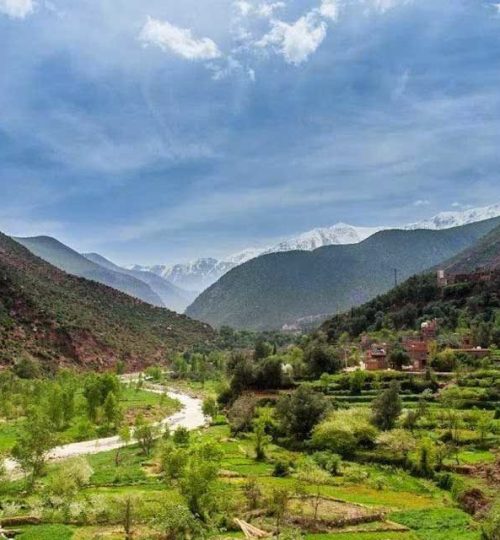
0;221;499;539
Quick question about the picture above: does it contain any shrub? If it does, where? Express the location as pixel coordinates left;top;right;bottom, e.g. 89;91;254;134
312;409;378;457
272;460;291;477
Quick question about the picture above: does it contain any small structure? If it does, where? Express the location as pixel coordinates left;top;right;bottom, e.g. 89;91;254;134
404;340;428;371
421;320;438;341
365;346;388;371
437;268;495;287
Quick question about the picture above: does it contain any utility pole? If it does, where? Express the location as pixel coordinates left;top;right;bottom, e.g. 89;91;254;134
394;268;398;288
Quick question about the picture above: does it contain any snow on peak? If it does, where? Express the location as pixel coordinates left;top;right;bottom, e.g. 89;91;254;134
130;202;500;295
405;203;500;231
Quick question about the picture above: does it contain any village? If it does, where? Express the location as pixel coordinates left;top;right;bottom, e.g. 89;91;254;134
359;269;495;373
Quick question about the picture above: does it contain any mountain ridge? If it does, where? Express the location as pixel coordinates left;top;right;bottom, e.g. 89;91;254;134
84;252;195;313
14;236;165;307
185;217;500;331
133;202;500;293
0;232;214;370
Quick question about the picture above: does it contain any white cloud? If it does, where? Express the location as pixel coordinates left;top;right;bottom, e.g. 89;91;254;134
257;11;327;65
256;1;286;18
0;0;34;19
235;0;253;16
414;199;430;206
139;17;221;60
319;0;340;21
234;1;285;19
369;0;410;13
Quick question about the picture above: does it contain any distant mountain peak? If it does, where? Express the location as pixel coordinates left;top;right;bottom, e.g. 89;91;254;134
405;203;500;231
131;202;500;295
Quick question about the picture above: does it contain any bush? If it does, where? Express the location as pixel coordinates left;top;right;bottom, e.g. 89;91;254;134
272;460;291;477
312;409;378;457
312;451;342;475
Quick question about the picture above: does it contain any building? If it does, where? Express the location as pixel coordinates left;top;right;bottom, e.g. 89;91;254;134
364;346;388;371
437;269;495;287
421;320;438;341
404;340;429;371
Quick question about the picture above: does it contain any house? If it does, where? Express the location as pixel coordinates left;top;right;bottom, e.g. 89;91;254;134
421;320;438;341
437;268;495;287
364;346;388;371
404;340;429;371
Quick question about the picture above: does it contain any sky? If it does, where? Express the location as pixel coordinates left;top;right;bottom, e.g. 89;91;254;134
1;0;500;265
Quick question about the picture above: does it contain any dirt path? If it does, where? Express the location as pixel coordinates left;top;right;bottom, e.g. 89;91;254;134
4;379;206;475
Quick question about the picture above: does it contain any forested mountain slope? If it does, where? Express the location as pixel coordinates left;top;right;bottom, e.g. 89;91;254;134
0;233;214;370
439;224;500;274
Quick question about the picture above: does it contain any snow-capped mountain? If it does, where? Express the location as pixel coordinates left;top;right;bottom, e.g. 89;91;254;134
264;223;385;254
130;258;236;293
131;202;500;295
404;203;500;231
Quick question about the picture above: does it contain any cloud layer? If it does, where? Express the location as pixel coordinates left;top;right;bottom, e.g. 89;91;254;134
139;16;221;60
0;0;34;18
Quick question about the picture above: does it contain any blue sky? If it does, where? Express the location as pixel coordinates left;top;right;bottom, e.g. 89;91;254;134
1;0;500;265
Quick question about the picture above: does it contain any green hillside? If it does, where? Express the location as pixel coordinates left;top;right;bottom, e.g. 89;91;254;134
14;236;164;307
186;217;500;330
320;271;500;342
321;226;500;341
0;233;214;370
84;252;196;313
439;223;500;274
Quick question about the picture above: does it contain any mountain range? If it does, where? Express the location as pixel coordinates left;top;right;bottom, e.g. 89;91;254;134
13;237;195;313
186;216;500;331
0;232;213;370
132;203;500;293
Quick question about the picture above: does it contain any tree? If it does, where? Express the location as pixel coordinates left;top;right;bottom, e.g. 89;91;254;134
416;438;436;477
154;502;202;540
269;488;291;538
389;347;411;370
275;385;328;442
114;494;141;540
304;343;342;378
161;441;189;483
243;477;262;510
312;409;378;458
47;457;93;501
376;429;416;464
349;370;365;395
228;395;258;435
371;380;402;430
115;425;131;466
103;391;122;428
134;416;158;456
312;451;342;475
254;356;283;389
253;414;272;461
173;426;190;446
254;339;272;361
297;460;330;521
12;407;57;488
202;397;218;419
179;441;223;519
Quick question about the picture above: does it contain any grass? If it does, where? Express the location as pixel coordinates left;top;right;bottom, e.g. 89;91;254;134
17;525;74;539
0;420;20;452
86;444;151;485
391;508;481;540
